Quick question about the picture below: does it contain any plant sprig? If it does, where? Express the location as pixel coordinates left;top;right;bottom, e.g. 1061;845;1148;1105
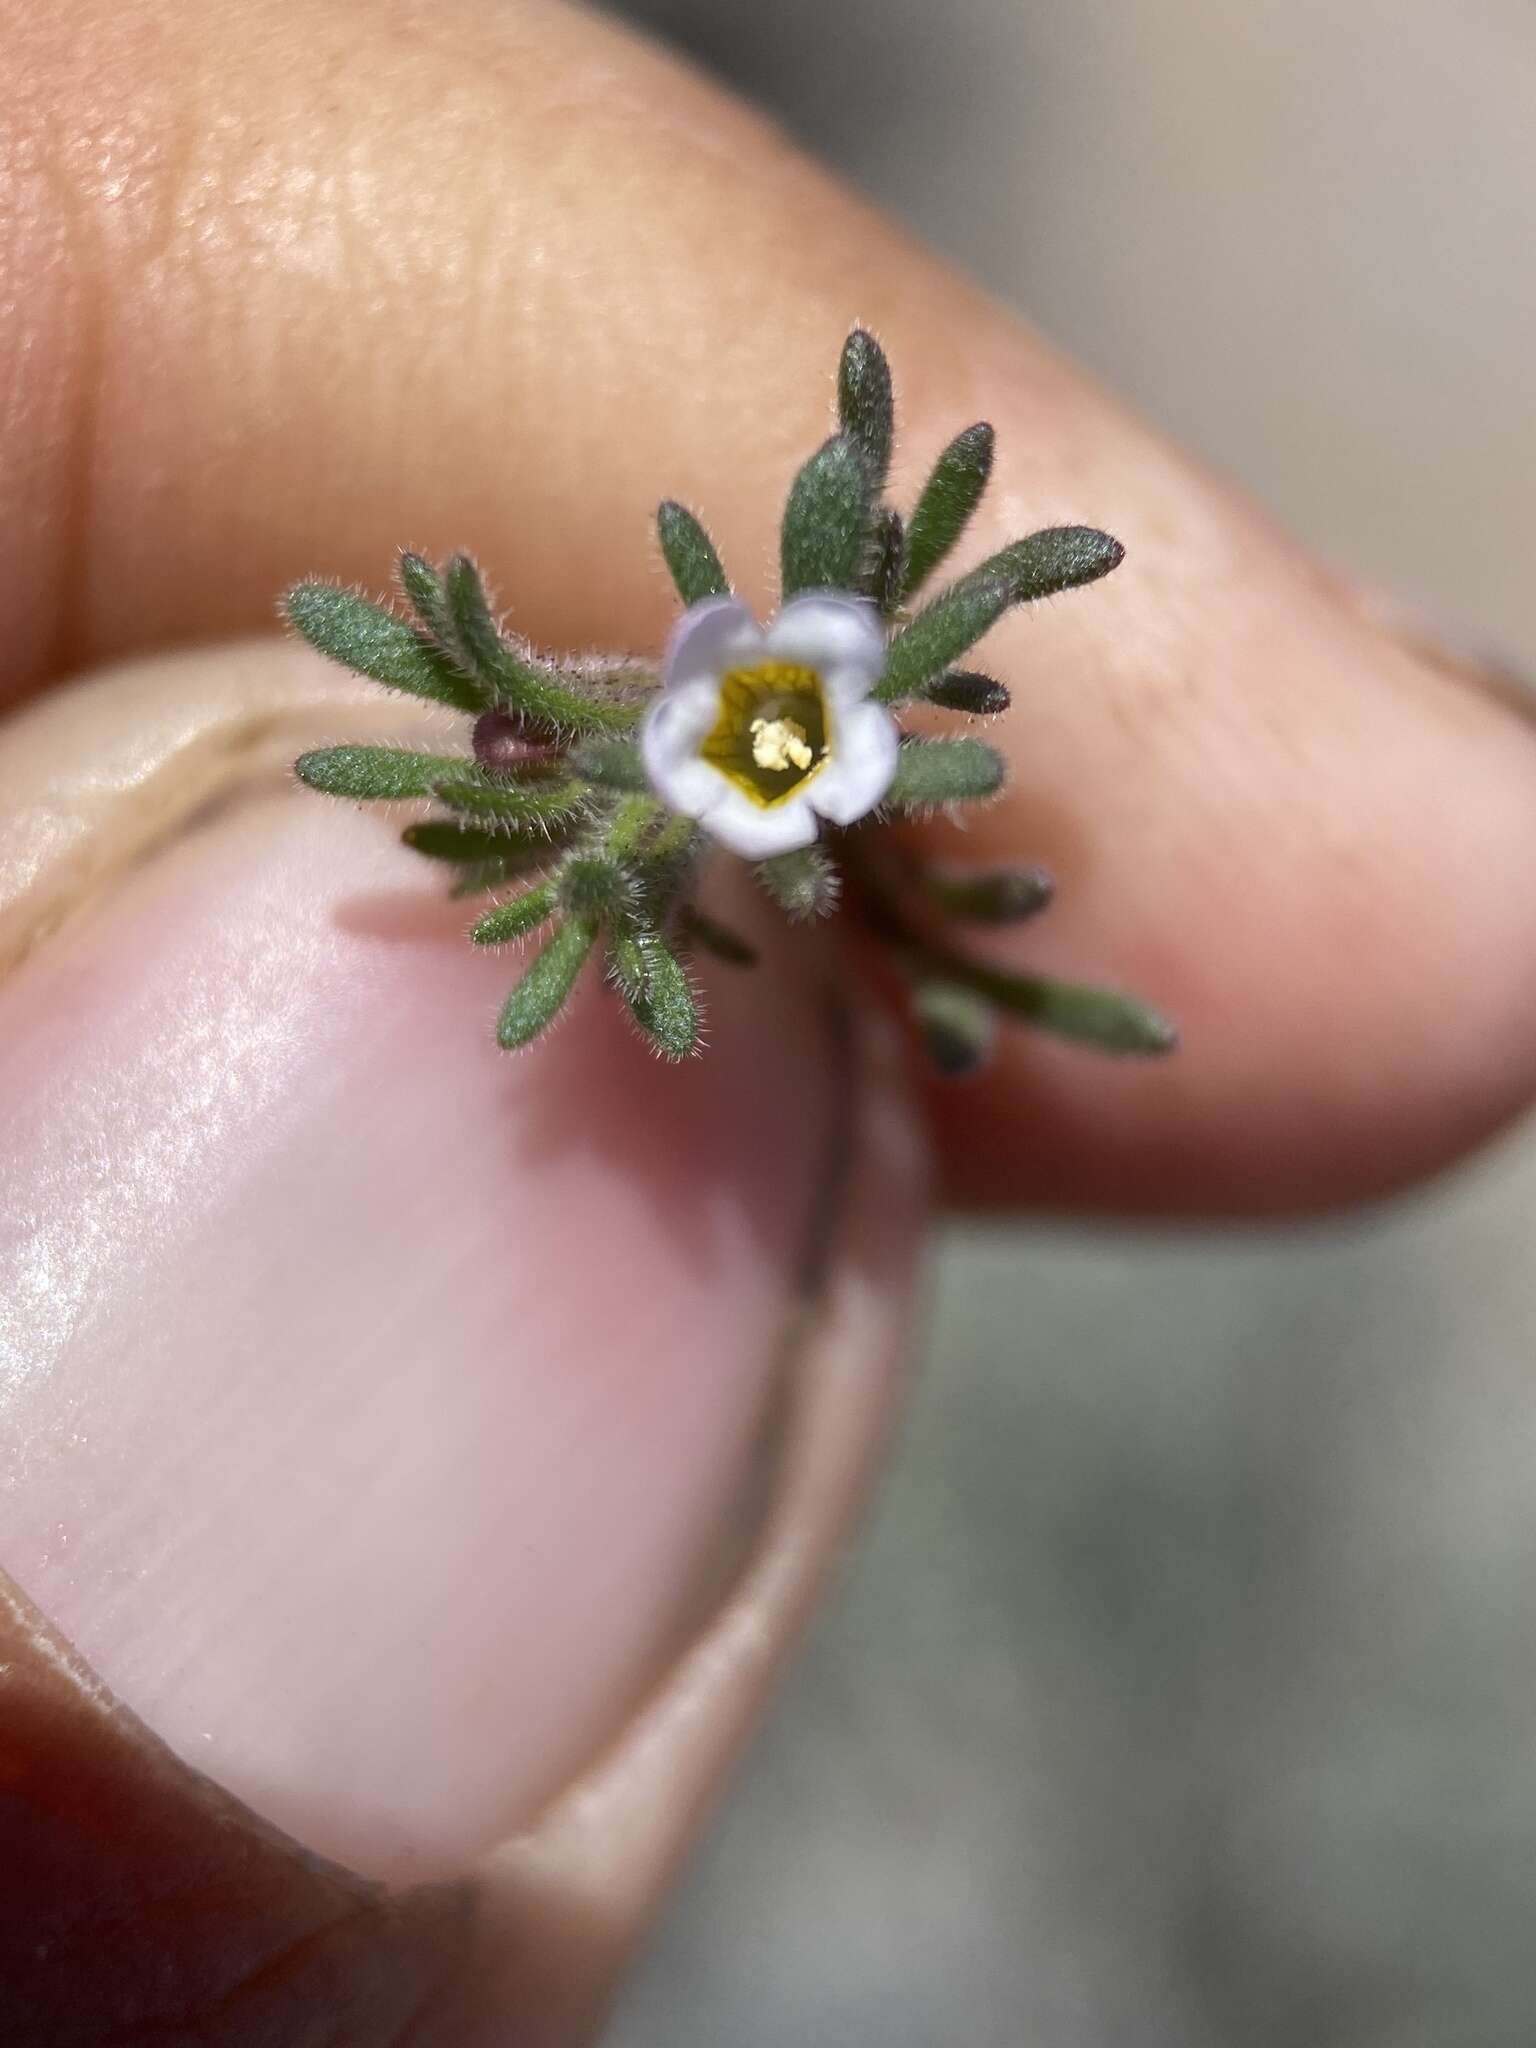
284;327;1174;1071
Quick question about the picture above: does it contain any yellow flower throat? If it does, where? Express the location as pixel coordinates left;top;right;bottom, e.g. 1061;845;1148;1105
701;661;829;808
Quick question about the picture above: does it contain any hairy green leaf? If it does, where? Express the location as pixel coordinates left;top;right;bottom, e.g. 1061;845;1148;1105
887;737;1006;811
396;551;454;645
878;526;1123;704
657;501;730;605
471;881;559;946
922;669;1011;716
496;917;597;1047
295;745;471;800
432;772;590;833
919;862;1054;924
624;935;701;1059
284;582;485;713
443;554;643;735
401;820;517;864
899;423;994;598
780;436;872;598
929;946;1178;1055
837;328;894;494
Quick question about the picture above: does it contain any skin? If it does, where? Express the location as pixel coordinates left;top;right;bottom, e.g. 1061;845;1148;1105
1;0;1534;2037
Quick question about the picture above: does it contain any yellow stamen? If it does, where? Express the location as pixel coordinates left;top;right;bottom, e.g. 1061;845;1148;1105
750;715;814;774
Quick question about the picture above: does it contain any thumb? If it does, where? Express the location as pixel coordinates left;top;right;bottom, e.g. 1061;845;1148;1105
0;642;925;2039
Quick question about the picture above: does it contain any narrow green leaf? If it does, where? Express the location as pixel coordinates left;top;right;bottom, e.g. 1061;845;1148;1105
887;738;1006;811
876;570;1011;705
912;981;996;1077
756;844;840;922
442;554;643;736
401;820;515;864
657;501;730;604
780;436;872;598
991;525;1124;605
432;772;590;833
919;862;1054;924
624;936;701;1059
496;918;597;1047
954;960;1178;1055
568;736;650;792
877;525;1123;704
471;881;558;947
283;581;484;713
679;906;758;966
396;551;454;645
837;329;894;494
922;669;1011;716
899;423;994;598
917;936;1177;1055
295;745;471;800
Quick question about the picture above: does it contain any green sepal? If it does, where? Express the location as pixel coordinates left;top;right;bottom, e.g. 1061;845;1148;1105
756;843;840;922
568;736;650;792
922;669;1011;716
442;554;643;736
899;423;994;599
396;551;455;645
283;581;485;714
877;526;1124;704
623;934;701;1060
919;862;1053;924
295;745;471;800
471;881;560;946
432;771;590;833
780;435;872;598
886;737;1006;811
837;329;894;494
657;502;730;605
496;917;597;1047
679;906;758;967
912;980;997;1077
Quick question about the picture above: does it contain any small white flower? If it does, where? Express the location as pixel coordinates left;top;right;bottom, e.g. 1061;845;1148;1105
640;592;900;859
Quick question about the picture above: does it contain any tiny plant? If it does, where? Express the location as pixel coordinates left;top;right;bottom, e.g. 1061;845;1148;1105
287;329;1175;1072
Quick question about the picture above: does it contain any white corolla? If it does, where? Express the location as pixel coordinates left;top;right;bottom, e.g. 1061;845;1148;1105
639;592;901;859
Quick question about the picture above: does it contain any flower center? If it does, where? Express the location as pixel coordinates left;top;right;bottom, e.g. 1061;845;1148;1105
750;716;813;773
702;661;829;808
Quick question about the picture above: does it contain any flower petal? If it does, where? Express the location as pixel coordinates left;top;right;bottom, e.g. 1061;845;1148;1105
699;788;820;860
810;700;901;827
640;682;729;818
664;596;763;689
764;593;885;698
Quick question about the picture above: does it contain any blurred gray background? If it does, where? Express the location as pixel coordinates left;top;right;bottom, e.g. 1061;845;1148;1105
599;3;1536;2042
